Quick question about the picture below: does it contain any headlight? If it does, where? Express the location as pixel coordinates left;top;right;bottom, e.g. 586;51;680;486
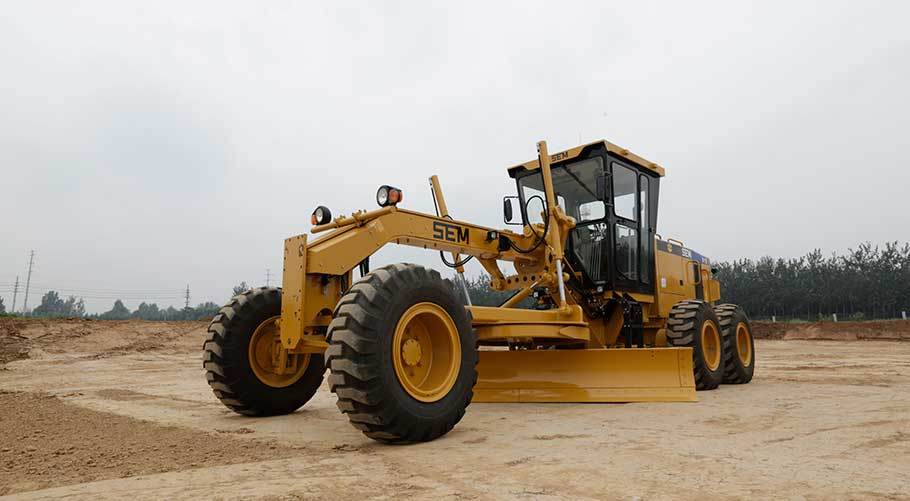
376;185;402;207
311;205;332;225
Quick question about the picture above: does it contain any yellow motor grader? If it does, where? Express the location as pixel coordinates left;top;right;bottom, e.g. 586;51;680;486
203;140;755;443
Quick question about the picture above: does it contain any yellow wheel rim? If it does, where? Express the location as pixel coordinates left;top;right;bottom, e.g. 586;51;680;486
701;320;722;371
392;302;462;403
735;322;753;366
248;316;309;388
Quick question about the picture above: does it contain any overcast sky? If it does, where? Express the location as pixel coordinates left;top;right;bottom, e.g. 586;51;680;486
2;1;909;314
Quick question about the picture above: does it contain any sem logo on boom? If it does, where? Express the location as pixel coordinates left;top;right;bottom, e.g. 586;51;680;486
432;221;469;244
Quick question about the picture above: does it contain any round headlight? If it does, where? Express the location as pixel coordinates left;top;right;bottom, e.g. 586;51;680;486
376;186;390;206
311;205;332;225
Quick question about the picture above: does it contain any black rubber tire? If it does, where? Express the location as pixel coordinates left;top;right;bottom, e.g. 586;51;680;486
714;304;755;384
203;287;325;416
326;263;477;444
667;300;724;391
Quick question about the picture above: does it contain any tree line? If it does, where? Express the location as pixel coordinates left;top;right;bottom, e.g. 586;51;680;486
1;283;254;320
88;299;222;321
4;243;909;322
715;242;910;321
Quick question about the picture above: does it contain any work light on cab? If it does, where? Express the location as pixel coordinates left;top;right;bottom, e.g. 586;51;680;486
376;185;403;207
311;205;332;225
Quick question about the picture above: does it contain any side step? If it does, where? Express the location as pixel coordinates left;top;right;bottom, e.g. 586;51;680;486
473;347;697;403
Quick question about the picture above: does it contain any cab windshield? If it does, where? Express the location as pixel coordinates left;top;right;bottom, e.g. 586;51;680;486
517;157;605;225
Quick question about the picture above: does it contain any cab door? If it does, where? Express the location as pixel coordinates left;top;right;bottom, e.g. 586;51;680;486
609;160;656;294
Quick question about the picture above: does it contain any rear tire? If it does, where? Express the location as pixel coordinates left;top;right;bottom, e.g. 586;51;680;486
714;304;755;384
667;300;724;390
326;263;477;443
203;287;325;416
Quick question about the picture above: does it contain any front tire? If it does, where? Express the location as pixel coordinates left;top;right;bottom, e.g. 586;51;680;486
203;287;325;416
326;263;477;443
667;300;724;390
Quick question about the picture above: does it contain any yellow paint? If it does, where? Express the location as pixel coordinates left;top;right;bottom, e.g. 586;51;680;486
280;234;307;348
270;138;740;405
736;322;753;366
473;347;696;402
392;302;462;402
429;175;466;273
701;320;721;371
248;316;310;388
512;139;666;177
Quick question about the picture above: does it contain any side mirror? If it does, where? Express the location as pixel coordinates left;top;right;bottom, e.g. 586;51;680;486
503;196;521;225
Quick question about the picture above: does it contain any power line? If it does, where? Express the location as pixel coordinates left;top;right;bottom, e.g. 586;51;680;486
0;290;185;301
0;285;183;296
0;282;183;293
22;251;34;315
0;286;184;296
185;285;190;309
0;280;189;302
266;269;271;287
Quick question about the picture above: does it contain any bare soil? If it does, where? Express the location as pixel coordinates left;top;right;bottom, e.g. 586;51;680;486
0;318;204;366
1;319;909;500
752;319;910;341
0;391;300;495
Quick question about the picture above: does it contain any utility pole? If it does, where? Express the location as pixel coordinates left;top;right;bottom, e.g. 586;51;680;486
11;275;19;313
184;285;190;309
266;269;271;287
22;251;35;315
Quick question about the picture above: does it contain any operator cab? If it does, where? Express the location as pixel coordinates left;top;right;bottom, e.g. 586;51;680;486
505;140;662;295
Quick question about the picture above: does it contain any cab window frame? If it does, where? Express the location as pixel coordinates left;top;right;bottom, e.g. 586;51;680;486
610;160;656;286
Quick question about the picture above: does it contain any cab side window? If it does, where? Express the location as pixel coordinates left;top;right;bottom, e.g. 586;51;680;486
612;164;638;221
615;225;638;280
612;163;639;280
640;175;651;284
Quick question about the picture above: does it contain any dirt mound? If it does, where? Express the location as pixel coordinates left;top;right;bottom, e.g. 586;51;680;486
752;320;910;341
0;318;208;366
0;391;301;496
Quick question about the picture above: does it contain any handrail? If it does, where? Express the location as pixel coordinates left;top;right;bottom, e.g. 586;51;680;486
311;206;396;234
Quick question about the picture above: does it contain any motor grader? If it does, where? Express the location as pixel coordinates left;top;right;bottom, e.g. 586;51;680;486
203;139;755;443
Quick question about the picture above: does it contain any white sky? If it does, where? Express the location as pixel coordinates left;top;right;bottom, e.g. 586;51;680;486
2;1;909;313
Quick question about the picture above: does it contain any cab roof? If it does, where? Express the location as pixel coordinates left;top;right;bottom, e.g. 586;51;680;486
507;140;666;178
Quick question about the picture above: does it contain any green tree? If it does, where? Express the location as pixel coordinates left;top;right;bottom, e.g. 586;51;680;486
714;241;910;320
31;291;84;318
100;300;131;320
0;297;6;314
32;291;64;316
159;305;180;321
132;302;162;320
232;281;250;297
63;296;85;317
193;302;221;320
456;274;535;308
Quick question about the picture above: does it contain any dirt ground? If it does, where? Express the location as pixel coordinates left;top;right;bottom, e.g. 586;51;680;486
752;319;910;341
1;319;909;500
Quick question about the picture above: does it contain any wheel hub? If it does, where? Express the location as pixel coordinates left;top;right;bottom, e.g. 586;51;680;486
700;321;721;371
391;302;462;403
401;338;423;366
735;322;753;366
248;316;310;388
